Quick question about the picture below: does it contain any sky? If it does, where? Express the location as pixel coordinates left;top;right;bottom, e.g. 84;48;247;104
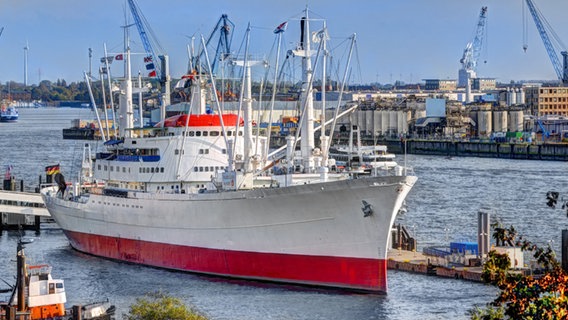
1;0;567;86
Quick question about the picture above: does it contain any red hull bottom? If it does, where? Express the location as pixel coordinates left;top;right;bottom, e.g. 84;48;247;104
64;230;388;293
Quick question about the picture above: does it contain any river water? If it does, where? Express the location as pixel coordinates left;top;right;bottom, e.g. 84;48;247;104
2;107;566;319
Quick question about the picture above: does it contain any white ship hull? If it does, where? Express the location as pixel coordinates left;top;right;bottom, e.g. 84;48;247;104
42;174;415;293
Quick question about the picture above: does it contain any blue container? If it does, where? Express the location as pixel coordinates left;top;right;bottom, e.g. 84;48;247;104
450;241;478;255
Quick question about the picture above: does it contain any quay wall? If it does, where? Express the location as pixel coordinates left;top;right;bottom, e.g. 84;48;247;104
379;139;568;161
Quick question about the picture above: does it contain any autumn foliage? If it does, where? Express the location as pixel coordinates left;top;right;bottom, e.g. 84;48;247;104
472;224;568;319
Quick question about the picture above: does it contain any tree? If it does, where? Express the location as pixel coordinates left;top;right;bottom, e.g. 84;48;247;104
123;291;208;320
471;224;568;319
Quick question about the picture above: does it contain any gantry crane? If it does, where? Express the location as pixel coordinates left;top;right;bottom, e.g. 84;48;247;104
458;6;488;88
189;14;234;76
523;0;568;84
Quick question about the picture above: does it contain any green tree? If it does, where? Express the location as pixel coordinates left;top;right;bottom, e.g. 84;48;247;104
122;291;208;320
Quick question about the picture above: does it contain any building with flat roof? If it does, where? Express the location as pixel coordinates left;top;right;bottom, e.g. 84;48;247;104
423;79;457;91
525;85;568;117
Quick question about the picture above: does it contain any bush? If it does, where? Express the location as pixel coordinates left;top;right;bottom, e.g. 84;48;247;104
123;291;208;320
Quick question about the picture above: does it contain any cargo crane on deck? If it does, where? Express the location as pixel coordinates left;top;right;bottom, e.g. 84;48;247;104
523;0;568;84
458;6;488;90
127;0;171;106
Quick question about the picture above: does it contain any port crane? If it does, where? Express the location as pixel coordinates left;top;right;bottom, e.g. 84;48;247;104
458;6;488;88
523;0;568;84
189;14;234;76
126;0;171;105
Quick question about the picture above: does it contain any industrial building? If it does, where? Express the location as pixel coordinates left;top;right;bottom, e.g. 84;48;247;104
424;79;457;91
525;85;568;117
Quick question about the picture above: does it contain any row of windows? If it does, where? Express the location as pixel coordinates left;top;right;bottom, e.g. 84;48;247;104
99;165;132;173
540;97;568;103
140;167;165;173
175;148;227;155
183;130;243;137
194;166;226;172
97;164;165;174
540;112;568;116
540;105;568;110
95;200;143;209
541;89;568;94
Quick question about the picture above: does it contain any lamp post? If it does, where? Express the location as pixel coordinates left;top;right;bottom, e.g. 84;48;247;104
412;224;417;256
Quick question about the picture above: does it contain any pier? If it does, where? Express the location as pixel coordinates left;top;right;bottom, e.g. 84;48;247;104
0;190;49;232
387;249;484;282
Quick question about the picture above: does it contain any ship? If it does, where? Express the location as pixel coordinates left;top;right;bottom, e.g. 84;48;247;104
41;8;416;293
0;106;19;122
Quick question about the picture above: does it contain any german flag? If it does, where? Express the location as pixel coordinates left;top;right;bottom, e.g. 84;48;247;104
45;165;60;175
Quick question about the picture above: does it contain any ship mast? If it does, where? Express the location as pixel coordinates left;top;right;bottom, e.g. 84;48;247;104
119;25;134;138
299;8;315;172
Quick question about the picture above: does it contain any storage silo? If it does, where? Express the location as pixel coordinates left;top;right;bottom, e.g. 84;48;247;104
508;110;524;132
492;111;508;132
506;88;513;106
477;110;493;137
381;110;389;135
365;110;374;135
388;110;397;135
356;110;366;133
509;88;517;106
397;110;408;134
516;88;525;105
374;111;384;135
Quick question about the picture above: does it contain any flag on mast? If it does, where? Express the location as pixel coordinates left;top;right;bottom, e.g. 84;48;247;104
274;21;288;34
45;164;61;175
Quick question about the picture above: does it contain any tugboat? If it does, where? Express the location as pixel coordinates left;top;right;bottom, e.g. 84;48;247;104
0;237;115;320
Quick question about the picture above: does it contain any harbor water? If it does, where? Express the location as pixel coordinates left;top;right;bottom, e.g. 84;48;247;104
2;107;567;319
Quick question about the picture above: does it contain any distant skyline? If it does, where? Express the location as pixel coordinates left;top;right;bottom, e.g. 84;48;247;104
1;0;567;85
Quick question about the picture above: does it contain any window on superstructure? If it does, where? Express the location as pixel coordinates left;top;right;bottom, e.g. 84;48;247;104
196;131;201;137
111;166;114;172
161;168;164;173
175;149;179;155
98;164;101;170
104;165;108;171
222;149;227;154
156;167;159;173
210;131;219;137
189;131;194;136
123;167;126;173
194;167;198;172
199;167;203;172
238;131;243;136
203;131;208;137
151;168;155;173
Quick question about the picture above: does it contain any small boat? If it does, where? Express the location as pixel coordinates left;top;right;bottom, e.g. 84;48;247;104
0;106;19;122
0;239;115;320
330;125;398;171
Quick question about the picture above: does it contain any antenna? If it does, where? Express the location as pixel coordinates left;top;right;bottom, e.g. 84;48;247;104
24;41;29;86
